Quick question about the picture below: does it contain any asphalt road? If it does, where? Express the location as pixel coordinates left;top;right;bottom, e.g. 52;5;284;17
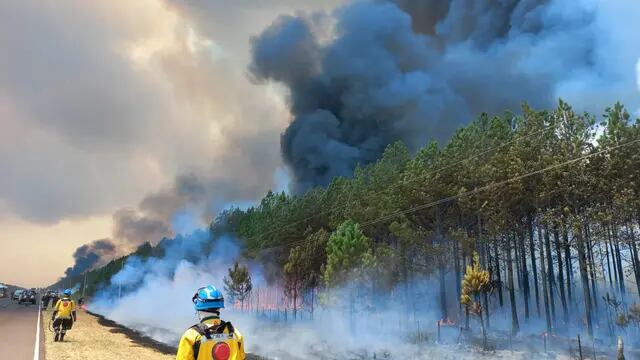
0;297;43;360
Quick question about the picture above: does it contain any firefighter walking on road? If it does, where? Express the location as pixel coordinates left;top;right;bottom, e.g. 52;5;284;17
176;285;245;360
51;289;77;342
49;292;59;310
41;291;51;310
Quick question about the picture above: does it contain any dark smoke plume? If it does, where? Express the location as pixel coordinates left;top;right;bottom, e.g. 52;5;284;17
113;208;171;246
249;0;606;191
64;238;117;277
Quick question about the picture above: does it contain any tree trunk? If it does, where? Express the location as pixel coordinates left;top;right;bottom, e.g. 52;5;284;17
627;223;640;297
576;226;594;338
563;229;573;305
553;226;569;327
465;306;470;330
481;239;491;329
597;239;609;298
544;226;557;323
293;282;298;320
515;238;523;293
437;208;448;320
539;225;552;333
494;238;504;307
310;287;315;320
613;227;626;295
604;224;614;289
585;224;598;315
506;234;520;334
454;237;462;314
608;226;621;294
529;216;541;317
479;306;487;350
439;265;447;319
518;229;530;319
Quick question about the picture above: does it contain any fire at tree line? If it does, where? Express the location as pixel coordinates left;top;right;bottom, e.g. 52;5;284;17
52;101;640;349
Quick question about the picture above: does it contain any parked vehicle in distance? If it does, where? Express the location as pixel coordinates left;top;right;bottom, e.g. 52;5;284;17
18;289;36;305
0;284;7;298
12;289;23;301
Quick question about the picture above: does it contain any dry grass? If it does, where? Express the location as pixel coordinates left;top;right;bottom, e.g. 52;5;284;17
44;309;175;360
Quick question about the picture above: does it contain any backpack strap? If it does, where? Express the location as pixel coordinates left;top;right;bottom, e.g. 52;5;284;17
190;323;212;359
213;321;235;334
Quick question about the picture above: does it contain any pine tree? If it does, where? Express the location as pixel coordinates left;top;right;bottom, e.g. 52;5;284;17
460;251;490;349
223;262;252;311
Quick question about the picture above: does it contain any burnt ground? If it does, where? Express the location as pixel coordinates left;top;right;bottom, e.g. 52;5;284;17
87;311;177;355
86;311;266;360
82;311;640;359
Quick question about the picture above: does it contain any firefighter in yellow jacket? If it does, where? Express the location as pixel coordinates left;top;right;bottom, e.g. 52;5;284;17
177;285;245;360
51;289;76;342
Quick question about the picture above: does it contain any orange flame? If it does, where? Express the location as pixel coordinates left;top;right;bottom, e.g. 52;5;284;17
437;318;456;326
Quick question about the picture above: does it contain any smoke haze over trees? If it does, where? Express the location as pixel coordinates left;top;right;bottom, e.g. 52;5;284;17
218;101;640;340
71;101;640;358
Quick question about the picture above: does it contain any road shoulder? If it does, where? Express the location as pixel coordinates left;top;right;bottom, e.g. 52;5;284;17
43;309;174;360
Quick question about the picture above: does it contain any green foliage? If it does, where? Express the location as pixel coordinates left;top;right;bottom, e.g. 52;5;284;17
284;229;329;293
223;262;253;309
323;220;374;287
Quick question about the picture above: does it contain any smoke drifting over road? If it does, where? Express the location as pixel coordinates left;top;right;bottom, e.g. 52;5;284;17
250;0;640;191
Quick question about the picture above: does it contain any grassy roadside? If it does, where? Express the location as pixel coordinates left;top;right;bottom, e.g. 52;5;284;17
43;308;175;360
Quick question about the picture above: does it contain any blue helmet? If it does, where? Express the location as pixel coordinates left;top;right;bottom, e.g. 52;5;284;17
192;285;224;311
63;289;72;296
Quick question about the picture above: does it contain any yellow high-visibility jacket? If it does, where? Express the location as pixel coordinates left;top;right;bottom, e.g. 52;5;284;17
176;317;245;360
53;297;76;319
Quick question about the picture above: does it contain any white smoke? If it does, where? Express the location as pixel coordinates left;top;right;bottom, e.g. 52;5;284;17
90;233;261;343
89;241;448;357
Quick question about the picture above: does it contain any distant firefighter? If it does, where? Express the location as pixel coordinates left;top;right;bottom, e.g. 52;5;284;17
41;291;50;310
51;289;77;342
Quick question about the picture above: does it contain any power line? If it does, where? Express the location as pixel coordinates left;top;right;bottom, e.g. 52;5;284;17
248;117;566;246
256;137;639;253
360;138;639;228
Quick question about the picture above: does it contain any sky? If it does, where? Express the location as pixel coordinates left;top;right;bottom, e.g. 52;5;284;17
0;0;344;287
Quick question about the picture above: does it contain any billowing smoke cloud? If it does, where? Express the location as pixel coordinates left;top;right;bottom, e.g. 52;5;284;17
113;209;171;246
64;238;118;277
0;0;290;227
250;0;640;191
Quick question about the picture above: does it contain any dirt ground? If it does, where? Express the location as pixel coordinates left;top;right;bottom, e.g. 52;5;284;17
43;308;175;360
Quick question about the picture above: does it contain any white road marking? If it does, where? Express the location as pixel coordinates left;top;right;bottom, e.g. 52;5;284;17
33;303;41;360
